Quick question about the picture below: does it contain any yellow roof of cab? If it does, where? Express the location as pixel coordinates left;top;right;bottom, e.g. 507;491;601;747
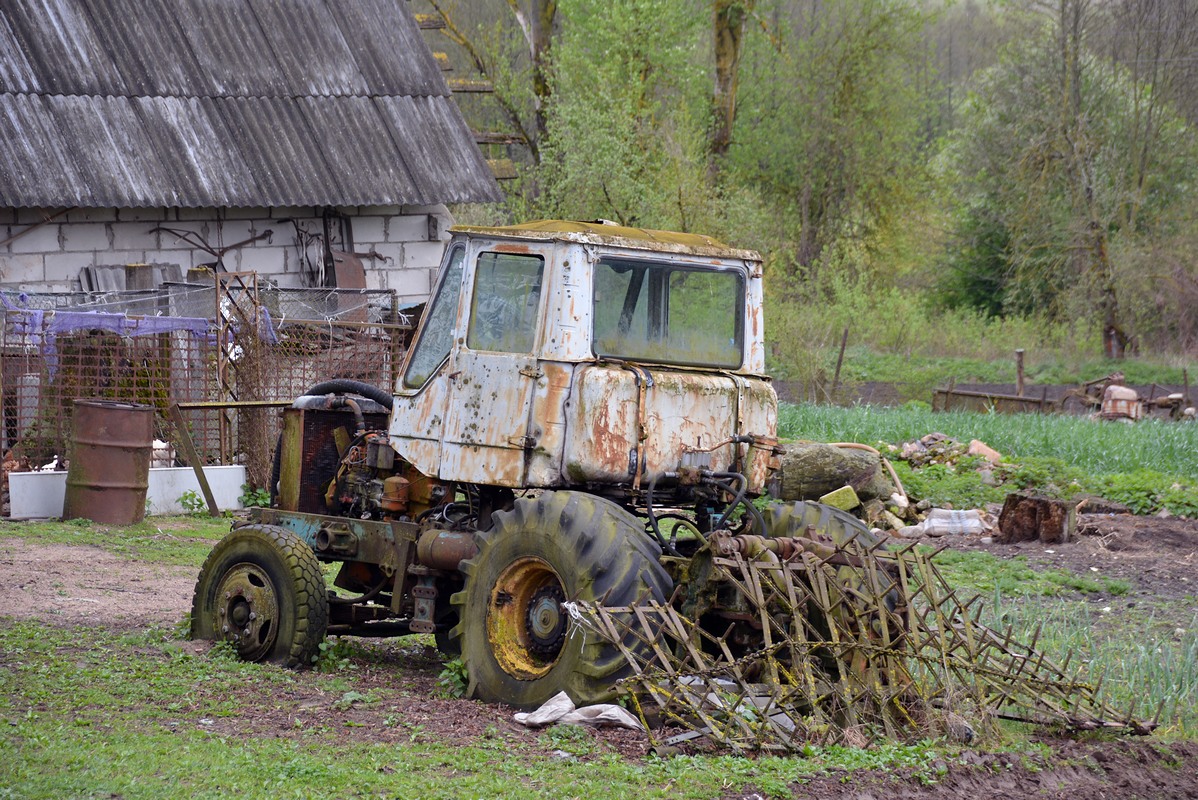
451;220;761;262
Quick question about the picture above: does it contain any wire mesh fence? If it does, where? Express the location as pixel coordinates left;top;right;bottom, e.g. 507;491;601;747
1;282;414;500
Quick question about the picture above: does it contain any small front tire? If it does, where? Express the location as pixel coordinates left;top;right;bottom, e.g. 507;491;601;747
190;524;329;668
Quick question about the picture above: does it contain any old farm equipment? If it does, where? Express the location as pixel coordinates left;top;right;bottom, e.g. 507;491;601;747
191;221;1151;744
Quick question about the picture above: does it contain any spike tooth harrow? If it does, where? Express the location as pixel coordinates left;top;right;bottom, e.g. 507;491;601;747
570;534;1156;752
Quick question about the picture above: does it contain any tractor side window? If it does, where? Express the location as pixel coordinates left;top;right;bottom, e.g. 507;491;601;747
403;246;466;388
467;252;545;353
593;258;743;368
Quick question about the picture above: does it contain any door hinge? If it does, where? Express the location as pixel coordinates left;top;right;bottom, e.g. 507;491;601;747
518;366;544;379
507;435;537;450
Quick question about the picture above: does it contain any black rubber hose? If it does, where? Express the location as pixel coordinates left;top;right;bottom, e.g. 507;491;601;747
302;379;393;410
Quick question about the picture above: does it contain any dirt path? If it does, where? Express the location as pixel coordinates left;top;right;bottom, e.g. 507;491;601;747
0;538;195;626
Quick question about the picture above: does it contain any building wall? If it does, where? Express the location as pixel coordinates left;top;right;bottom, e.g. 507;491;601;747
0;204;453;305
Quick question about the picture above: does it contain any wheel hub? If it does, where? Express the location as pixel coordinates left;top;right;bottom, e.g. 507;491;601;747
486;557;568;680
212;563;279;661
525;584;567;658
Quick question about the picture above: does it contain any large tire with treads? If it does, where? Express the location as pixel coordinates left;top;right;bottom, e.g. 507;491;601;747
763;500;882;547
190;524;328;668
449;491;672;709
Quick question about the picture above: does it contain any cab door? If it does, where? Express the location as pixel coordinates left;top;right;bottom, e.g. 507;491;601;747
439;245;549;485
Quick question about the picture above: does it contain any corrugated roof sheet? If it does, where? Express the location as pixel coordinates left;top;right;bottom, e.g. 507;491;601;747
0;0;501;208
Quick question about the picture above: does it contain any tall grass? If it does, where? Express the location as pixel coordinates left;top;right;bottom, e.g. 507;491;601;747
777;403;1198;478
977;593;1198;736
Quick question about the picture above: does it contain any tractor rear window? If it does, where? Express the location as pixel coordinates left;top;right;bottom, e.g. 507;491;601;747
592;258;744;368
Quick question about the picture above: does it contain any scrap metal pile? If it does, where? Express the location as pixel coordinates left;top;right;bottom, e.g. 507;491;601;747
572;532;1157;753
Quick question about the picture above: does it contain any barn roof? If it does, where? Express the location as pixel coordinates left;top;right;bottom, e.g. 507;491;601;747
0;0;502;208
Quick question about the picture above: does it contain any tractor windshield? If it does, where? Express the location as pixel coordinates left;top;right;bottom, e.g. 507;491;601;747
592;258;744;368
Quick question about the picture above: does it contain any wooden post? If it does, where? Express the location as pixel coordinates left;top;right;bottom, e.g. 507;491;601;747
1015;349;1025;396
829;327;849;403
169;402;221;516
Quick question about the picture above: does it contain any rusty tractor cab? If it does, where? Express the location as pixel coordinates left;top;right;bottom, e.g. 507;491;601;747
191;220;819;709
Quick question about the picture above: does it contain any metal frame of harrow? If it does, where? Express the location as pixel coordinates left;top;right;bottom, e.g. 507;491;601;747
573;535;1156;753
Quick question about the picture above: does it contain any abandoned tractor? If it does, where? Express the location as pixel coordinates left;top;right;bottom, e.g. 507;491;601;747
191;220;864;708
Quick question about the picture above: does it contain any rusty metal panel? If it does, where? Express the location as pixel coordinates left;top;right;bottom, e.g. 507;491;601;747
438;349;537;486
524;361;574;486
561;365;776;488
388;375;450;480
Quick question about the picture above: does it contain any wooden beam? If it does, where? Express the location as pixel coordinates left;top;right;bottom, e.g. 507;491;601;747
415;13;445;29
447;78;494;93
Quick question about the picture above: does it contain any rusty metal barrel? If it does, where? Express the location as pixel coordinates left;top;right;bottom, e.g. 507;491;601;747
63;400;154;525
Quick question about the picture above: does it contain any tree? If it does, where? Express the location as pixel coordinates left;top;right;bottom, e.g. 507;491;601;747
537;0;710;228
729;0;932;280
941;0;1197;355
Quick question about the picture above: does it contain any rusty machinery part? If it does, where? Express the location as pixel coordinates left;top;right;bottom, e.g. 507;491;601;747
190;524;329;667
268;379;394;509
645;469;767;557
449;490;673;709
574;536;1157;753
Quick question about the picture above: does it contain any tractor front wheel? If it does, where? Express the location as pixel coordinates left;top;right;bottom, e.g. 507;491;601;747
190;524;329;668
450;491;671;709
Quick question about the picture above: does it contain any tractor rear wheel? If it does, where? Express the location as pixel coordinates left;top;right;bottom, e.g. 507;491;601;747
450;491;671;709
190;524;329;668
763;500;882;547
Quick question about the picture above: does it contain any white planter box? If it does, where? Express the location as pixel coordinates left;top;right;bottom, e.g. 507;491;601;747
8;465;247;520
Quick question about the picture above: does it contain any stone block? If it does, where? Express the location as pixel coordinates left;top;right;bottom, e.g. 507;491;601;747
218;207;265;221
190;250;219;269
388;214;430;243
14;208;58;225
366;242;402;269
0;254;45;283
9;223;62;254
116;208;167;223
268;206;315;219
429;212;452;241
388;266;430;296
364;270;386;291
97;251;150;268
355;205;402;216
216;220;257;248
239;247;287;275
819;485;861;511
42;253;86;282
352;215;386;245
66;208;119;223
400;204;448;216
175;207;223;222
61;223;111;252
403;240;446;270
111;222;160;252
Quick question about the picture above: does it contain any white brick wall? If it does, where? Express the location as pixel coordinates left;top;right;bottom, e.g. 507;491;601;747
1;204;452;297
9;224;61;254
44;253;87;282
352;215;387;244
1;254;45;283
111;224;160;252
387;214;429;243
61;223;112;252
